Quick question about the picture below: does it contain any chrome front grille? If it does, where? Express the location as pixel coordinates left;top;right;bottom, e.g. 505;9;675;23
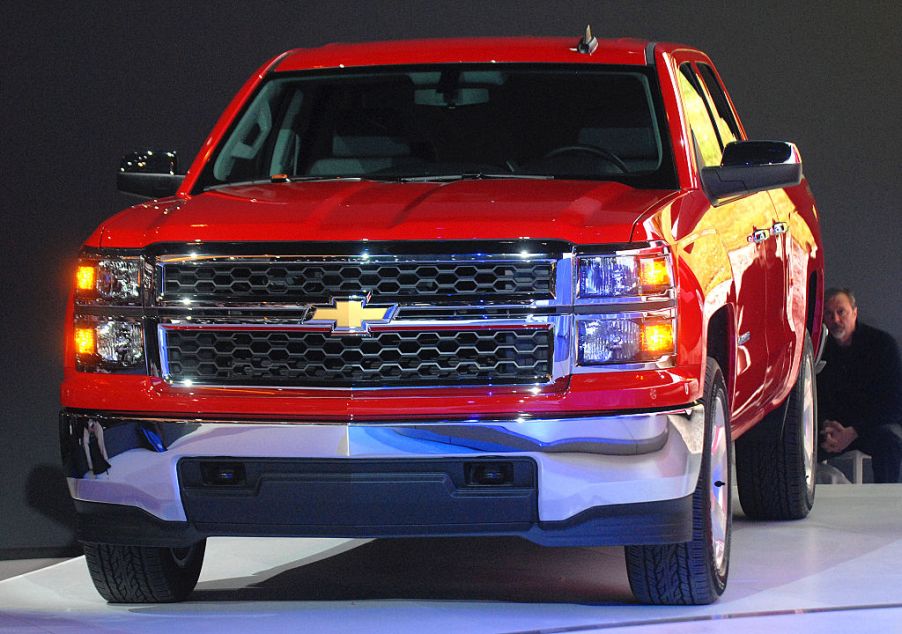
161;327;552;388
150;242;570;389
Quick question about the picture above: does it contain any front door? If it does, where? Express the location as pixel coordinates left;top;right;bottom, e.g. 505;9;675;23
674;59;779;422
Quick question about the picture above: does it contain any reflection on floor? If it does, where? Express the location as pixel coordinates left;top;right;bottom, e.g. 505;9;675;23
1;486;900;633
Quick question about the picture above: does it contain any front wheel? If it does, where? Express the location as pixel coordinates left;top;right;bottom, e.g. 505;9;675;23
625;357;732;605
83;540;206;603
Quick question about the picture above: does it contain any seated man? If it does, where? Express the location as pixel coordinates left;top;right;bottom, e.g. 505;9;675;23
818;288;902;482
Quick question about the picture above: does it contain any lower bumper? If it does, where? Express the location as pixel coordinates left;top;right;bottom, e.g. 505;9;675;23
61;405;704;546
74;492;693;548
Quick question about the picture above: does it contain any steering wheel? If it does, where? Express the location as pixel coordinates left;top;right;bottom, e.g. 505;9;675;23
543;144;630;173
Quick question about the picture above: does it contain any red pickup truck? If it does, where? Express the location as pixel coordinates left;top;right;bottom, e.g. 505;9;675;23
61;34;824;605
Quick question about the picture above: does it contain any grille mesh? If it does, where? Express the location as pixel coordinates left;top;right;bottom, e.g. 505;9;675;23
163;328;551;387
160;260;553;303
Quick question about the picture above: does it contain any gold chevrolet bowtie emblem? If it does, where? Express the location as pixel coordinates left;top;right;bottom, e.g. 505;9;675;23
309;299;395;334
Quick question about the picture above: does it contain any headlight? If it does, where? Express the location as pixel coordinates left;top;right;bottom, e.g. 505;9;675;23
575;245;675;366
75;318;144;372
577;314;675;365
75;256;142;304
73;250;145;373
577;248;672;300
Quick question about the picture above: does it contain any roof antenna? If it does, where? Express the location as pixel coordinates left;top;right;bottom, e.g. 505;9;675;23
577;25;598;54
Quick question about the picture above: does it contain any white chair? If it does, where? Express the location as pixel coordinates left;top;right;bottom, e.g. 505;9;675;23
827;450;872;484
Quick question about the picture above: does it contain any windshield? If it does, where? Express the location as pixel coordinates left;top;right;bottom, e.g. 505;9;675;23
198;64;676;190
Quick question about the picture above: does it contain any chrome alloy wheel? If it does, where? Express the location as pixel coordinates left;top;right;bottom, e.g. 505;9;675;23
710;392;730;578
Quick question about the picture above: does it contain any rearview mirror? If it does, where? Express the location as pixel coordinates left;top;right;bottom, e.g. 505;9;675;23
701;141;802;201
117;150;185;199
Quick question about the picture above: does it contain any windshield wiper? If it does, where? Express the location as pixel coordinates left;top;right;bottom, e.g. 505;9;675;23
203;175;372;192
398;173;555;183
203;173;554;191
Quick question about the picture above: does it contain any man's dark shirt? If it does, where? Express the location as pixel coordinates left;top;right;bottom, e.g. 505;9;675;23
817;321;902;435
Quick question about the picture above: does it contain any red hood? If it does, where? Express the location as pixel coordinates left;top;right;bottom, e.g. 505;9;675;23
95;179;679;248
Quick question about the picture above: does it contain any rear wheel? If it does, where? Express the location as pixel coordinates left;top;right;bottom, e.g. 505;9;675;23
83;540;206;603
735;333;817;520
625;357;732;605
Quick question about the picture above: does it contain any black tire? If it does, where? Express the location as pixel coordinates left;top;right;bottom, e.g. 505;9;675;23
625;357;732;605
735;333;817;520
83;540;206;603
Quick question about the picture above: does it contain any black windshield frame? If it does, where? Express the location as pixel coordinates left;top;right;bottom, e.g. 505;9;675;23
194;63;678;193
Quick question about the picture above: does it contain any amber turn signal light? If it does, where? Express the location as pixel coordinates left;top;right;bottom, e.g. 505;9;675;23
76;265;96;291
75;327;96;355
639;258;671;292
641;322;674;354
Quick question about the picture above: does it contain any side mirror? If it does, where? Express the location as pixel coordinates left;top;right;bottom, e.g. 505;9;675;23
700;141;802;201
117;150;185;199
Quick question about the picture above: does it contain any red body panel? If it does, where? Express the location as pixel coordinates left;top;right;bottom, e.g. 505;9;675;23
273;38;649;71
98;180;672;248
60;369;697;420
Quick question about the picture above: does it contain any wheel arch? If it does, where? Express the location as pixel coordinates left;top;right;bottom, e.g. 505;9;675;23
806;270;825;361
704;304;735;411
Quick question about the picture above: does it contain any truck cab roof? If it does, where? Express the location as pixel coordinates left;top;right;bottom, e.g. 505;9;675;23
273;37;689;71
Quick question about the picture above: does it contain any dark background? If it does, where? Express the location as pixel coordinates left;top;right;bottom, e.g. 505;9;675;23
2;1;900;555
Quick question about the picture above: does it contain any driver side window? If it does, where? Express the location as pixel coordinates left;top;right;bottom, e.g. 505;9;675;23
677;64;723;167
697;63;741;145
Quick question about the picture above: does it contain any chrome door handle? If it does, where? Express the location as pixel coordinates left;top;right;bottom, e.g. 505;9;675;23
748;229;770;244
771;222;788;236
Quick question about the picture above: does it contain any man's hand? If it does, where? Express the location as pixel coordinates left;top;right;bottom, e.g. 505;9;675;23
820;419;859;454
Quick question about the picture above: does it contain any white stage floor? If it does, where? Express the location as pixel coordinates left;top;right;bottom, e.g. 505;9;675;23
1;485;901;633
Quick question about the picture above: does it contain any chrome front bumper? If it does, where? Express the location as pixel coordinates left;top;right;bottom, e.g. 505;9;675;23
62;404;705;527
